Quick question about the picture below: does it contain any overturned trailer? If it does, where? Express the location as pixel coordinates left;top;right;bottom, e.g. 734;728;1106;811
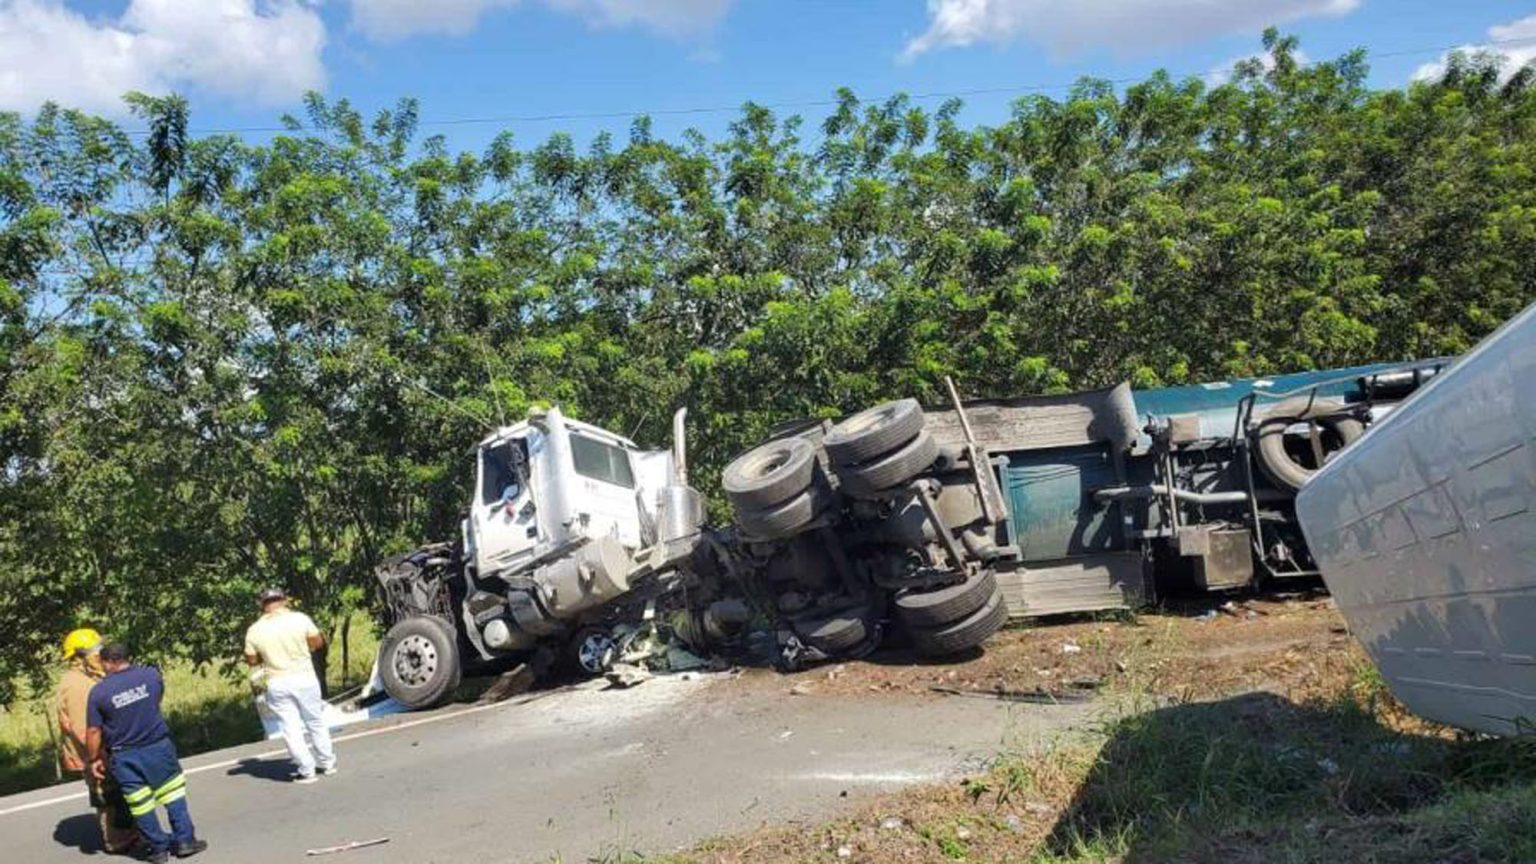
942;360;1446;617
372;360;1444;709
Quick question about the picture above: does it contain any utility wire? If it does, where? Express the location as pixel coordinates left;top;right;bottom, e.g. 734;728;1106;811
111;33;1536;139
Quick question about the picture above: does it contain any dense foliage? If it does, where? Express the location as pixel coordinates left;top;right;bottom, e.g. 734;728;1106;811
2;34;1533;701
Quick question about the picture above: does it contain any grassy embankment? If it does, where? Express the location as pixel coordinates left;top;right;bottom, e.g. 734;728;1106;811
0;616;380;797
660;602;1536;863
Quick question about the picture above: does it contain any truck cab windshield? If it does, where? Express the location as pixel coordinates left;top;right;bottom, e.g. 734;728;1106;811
480;440;527;506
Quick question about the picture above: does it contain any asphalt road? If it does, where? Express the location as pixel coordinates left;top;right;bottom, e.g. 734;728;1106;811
0;674;1092;863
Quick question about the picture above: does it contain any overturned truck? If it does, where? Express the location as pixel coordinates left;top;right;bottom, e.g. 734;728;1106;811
374;361;1443;709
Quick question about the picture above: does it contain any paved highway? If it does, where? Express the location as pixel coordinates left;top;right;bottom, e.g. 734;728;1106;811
0;674;1091;863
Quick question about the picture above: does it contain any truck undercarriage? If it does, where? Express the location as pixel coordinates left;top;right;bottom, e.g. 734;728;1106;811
372;361;1444;710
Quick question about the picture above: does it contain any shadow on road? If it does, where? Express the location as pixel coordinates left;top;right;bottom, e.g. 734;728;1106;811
51;813;101;855
226;757;294;783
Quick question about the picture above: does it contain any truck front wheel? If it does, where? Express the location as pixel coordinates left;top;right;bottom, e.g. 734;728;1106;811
566;626;618;677
380;615;463;710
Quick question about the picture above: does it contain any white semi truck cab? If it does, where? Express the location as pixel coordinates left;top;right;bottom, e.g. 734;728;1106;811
375;406;709;708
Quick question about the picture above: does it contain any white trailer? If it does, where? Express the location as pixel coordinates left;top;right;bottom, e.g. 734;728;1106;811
1297;301;1536;735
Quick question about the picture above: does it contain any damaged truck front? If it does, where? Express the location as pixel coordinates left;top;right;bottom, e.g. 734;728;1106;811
374;406;720;708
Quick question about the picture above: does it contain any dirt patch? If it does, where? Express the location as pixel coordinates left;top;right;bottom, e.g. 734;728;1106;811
677;595;1486;863
741;594;1370;709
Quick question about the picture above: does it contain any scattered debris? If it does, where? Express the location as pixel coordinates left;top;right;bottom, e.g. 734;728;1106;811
1060;641;1082;655
605;663;653;689
955;826;972;840
1004;814;1025;833
836;845;853;859
777;729;794;740
1194;609;1219;622
476;664;535;704
1317;757;1340;776
931;685;1094;705
305;838;390;856
880;816;904;830
789;682;815;696
663;645;714;672
1024;801;1054;817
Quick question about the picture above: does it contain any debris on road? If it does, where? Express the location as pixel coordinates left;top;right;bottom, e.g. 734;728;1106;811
305;837;390;856
930;685;1093;705
605;663;653;689
476;664;535;704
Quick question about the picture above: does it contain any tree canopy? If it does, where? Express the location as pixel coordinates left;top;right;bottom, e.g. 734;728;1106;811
1;34;1532;701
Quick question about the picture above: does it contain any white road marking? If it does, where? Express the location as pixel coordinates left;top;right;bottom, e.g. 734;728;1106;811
0;697;526;819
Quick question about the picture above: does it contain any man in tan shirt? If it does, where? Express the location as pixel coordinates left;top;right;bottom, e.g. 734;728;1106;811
244;588;336;783
56;628;139;854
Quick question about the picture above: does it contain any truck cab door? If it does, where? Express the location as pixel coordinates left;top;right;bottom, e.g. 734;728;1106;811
470;439;540;575
567;432;643;549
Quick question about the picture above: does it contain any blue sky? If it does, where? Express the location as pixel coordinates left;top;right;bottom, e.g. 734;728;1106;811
1;1;1534;152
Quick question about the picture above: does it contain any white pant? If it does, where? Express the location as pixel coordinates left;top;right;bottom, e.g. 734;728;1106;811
264;675;335;777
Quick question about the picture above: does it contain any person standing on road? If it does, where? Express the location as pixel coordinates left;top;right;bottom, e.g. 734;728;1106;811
85;643;207;863
244;587;337;784
55;628;140;855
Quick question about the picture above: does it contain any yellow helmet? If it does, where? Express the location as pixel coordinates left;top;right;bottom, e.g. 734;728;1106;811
62;628;103;659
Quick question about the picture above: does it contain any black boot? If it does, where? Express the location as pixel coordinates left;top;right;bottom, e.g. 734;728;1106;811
172;839;208;858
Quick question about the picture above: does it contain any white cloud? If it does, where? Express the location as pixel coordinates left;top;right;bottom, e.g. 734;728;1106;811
1206;47;1309;85
902;0;1360;60
1413;14;1536;83
350;0;732;42
0;0;326;113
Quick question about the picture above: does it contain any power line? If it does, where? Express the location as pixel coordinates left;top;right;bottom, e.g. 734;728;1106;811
106;33;1536;139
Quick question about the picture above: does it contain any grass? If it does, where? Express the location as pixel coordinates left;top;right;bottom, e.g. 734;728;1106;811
670;630;1536;863
0;614;380;797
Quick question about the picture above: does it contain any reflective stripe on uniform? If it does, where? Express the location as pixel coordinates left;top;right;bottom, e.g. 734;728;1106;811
122;785;153;805
152;773;185;805
124;786;158;817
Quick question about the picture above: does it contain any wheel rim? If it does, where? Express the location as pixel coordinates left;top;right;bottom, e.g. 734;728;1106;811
393;634;439;688
842;404;892;435
754;449;790;477
577;632;616;673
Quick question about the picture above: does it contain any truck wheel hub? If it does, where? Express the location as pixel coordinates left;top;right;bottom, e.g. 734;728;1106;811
577;632;616;673
394;634;438;687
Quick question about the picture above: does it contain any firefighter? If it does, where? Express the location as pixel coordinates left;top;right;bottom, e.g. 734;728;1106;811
55;628;139;855
85;642;208;863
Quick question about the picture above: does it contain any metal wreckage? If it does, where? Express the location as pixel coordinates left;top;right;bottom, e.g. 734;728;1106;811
373;363;1443;709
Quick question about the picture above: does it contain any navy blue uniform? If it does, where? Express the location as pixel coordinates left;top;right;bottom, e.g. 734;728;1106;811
87;666;199;854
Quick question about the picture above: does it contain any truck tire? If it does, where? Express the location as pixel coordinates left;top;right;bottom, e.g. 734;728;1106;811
735;485;828;540
723;437;818;510
796;606;871;654
1253;397;1364;492
380;615;463;710
566;626;618;677
894;569;997;629
825;399;924;466
908;590;1008;657
838;431;940;498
